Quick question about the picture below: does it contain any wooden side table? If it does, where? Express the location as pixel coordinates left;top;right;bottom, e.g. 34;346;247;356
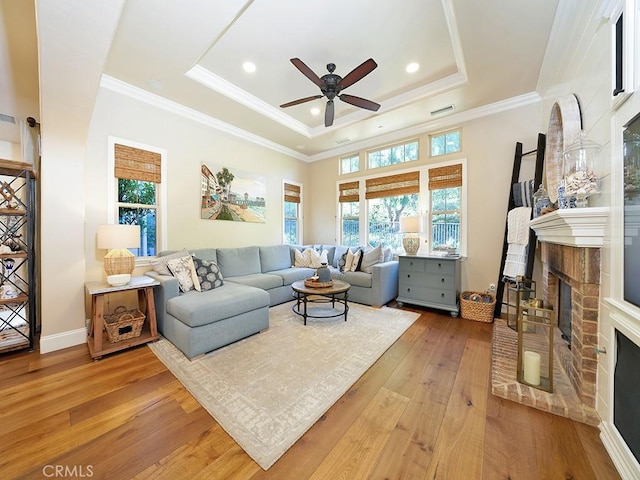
85;276;160;359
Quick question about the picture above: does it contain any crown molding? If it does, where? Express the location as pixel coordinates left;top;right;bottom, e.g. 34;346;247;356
101;74;540;164
99;75;308;161
185;64;312;138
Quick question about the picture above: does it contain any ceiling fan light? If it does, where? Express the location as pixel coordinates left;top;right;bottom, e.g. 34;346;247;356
310;107;320;115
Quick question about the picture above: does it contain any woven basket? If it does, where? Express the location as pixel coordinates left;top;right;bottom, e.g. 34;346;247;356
460;291;496;323
104;305;145;343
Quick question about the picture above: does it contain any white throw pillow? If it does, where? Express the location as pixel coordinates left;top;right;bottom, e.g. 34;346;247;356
166;255;201;292
305;248;328;268
360;244;383;273
293;248;308;267
345;248;362;272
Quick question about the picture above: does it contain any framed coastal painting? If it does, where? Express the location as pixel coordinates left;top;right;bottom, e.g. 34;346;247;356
200;164;266;223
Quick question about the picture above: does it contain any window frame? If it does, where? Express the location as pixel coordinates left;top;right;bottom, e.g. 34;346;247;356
107;136;167;266
337;161;467;256
339;153;360;175
366;139;419;170
282;180;303;245
429;128;462;157
423;159;467;256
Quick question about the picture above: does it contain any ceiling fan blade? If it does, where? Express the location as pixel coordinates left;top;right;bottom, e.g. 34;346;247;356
280;95;323;108
325;100;335;127
290;58;324;88
338;58;378;90
339;94;381;111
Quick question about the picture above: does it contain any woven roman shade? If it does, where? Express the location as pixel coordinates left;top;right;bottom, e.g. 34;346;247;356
283;183;301;203
365;171;419;199
338;181;359;203
114;144;161;183
428;164;462;190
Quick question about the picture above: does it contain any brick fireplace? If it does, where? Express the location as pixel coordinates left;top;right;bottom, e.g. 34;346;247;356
491;207;608;425
541;242;600;408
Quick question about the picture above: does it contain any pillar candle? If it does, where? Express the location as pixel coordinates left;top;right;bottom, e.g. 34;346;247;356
523;350;541;385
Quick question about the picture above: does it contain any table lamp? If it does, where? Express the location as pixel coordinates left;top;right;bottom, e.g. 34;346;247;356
97;224;140;286
400;216;420;255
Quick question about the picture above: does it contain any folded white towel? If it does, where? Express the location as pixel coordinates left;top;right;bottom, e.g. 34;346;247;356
507;207;532;245
503;243;528;278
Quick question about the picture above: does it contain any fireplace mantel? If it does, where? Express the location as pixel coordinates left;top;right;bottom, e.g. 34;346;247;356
529;207;609;247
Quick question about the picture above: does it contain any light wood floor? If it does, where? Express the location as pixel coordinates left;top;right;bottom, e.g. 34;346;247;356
0;305;621;480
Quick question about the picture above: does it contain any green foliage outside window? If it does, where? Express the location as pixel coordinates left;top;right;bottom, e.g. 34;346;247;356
118;179;157;256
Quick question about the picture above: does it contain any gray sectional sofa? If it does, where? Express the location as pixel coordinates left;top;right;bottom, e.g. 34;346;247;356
146;244;399;359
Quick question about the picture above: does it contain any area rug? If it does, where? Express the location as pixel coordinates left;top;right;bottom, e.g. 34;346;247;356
148;301;420;470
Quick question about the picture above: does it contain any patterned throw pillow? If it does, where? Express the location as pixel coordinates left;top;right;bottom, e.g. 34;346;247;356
166;255;201;293
152;249;191;276
192;257;224;291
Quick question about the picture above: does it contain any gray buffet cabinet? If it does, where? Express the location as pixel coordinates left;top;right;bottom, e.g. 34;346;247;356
396;254;462;317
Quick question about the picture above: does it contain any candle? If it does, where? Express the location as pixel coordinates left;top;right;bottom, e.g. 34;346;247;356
524;350;541;385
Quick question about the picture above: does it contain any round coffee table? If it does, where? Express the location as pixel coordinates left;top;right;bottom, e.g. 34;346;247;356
291;279;350;325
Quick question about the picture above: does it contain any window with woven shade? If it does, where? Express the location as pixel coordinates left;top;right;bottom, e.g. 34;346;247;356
339;181;360;246
283;182;301;244
428;163;462;254
365;172;419;250
114;142;162;257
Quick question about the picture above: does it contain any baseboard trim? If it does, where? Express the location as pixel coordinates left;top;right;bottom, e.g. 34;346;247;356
39;327;87;354
600;420;640;480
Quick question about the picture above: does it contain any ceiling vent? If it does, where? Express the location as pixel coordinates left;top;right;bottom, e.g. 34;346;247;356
430;104;454;116
335;138;351;145
0;113;16;124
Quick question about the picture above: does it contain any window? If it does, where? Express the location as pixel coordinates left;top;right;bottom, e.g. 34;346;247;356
283;182;301;244
428;164;462;253
366;171;420;250
367;140;419;170
340;154;360;175
430;129;461;157
108;138;166;260
338;181;360;246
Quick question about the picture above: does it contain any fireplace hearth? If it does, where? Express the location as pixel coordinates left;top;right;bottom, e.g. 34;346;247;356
491;208;606;424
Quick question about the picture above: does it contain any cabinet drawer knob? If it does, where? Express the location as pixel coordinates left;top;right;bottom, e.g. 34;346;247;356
407;274;411;278
441;293;445;298
441;278;445;283
407;288;411;293
438;263;442;268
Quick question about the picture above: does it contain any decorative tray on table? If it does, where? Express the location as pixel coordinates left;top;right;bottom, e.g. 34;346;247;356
304;277;334;288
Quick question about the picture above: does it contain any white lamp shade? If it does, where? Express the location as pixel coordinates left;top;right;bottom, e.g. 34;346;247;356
399;216;420;233
97;224;140;250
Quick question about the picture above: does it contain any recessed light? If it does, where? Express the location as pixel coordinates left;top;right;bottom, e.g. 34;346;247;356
243;61;256;73
310;107;320;116
406;62;420;73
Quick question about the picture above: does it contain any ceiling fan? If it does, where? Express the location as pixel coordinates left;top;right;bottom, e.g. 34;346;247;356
280;58;381;127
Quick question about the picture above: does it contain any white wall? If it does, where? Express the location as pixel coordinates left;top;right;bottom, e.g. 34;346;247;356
84;87;308;283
